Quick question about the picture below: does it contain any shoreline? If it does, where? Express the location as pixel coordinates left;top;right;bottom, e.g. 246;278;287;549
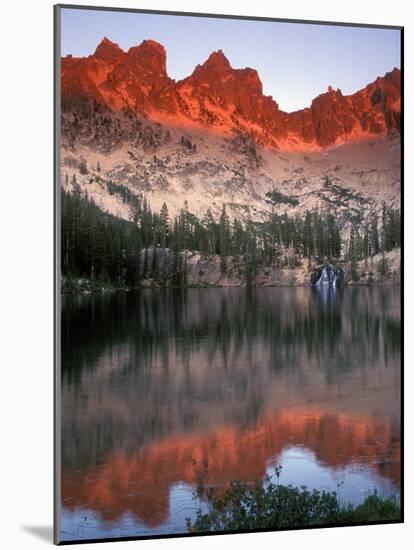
61;279;401;294
61;248;401;294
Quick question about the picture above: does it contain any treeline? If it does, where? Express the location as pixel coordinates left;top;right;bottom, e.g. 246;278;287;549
61;187;142;287
346;205;401;280
61;185;401;288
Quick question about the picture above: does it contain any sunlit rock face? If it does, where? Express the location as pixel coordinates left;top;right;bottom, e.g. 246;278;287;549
60;39;401;225
61;39;401;151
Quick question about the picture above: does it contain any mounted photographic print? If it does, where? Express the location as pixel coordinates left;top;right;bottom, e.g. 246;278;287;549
54;4;403;544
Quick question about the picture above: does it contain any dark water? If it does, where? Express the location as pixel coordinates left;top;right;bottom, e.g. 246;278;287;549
60;286;401;541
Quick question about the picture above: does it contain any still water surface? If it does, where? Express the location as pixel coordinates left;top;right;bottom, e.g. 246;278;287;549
60;286;401;541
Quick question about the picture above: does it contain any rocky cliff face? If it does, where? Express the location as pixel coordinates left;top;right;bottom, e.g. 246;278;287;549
286;69;401;148
60;37;401;227
61;38;401;151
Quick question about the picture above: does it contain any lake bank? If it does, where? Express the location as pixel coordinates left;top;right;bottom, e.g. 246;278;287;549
61;248;400;293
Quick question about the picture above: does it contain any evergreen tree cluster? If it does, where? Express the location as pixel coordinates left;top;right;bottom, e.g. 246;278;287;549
61;188;142;287
344;204;401;281
265;188;299;206
106;180;141;211
346;204;401;263
61;185;401;288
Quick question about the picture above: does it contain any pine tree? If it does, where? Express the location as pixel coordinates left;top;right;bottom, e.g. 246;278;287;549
303;210;314;259
245;216;258;285
203;208;217;259
348;224;360;282
370;213;380;255
159;203;169;249
219;204;230;274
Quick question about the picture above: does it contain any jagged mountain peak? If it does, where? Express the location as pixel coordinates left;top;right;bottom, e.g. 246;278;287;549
93;37;124;62
127;39;166;64
61;37;401;151
127;39;166;58
203;49;231;68
188;49;261;88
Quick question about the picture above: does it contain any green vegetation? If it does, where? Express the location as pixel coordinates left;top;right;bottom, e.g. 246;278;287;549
186;469;400;533
106;180;141;211
265;187;299;206
62;185;142;289
61;178;401;289
318;176;370;223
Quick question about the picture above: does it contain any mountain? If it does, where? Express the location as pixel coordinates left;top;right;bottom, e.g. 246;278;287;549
61;38;401;151
60;38;401;230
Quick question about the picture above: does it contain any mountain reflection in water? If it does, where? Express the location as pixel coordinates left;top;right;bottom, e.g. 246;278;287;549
61;286;400;540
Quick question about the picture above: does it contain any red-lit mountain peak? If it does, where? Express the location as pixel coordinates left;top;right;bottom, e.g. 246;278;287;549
61;37;401;150
126;39;168;79
93;37;124;62
202;49;232;70
185;49;262;93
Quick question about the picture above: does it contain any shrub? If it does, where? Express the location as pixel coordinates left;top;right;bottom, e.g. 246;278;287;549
186;469;400;533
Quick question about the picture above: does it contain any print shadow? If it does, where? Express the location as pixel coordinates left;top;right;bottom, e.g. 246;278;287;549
21;525;53;543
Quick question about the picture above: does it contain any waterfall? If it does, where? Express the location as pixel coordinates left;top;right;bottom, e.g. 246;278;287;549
315;265;338;287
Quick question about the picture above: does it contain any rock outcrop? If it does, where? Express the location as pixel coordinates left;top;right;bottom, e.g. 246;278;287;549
61;38;401;151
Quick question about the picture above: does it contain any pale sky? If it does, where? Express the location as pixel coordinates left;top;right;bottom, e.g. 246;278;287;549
60;7;401;113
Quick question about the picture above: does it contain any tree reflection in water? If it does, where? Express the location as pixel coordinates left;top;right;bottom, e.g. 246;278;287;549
61;286;400;537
